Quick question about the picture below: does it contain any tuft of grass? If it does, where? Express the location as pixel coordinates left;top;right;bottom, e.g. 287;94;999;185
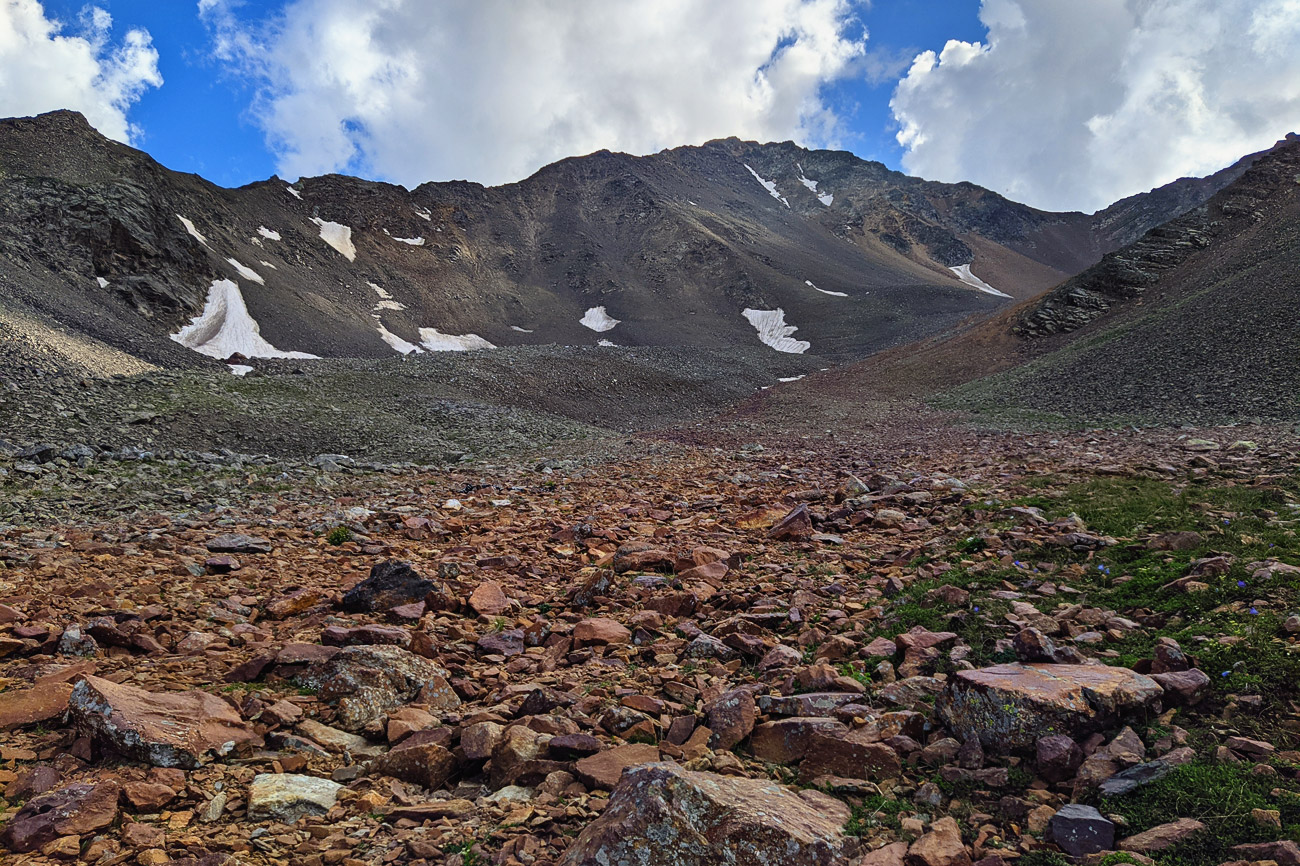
325;525;353;546
845;794;910;836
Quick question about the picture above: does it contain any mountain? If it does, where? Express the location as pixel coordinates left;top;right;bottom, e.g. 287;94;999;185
0;110;1254;374
813;133;1300;424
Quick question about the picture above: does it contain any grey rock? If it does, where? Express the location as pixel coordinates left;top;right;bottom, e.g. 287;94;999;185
1047;803;1115;857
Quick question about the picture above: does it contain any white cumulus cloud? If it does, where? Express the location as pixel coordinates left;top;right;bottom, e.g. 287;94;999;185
199;0;868;186
891;0;1300;213
0;0;162;143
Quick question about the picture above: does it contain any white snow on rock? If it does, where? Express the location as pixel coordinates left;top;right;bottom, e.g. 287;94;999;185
418;328;496;352
369;282;393;300
226;258;265;285
228;364;254;376
171;279;318;360
510;326;534;333
177;215;209;247
286;185;302;199
375;300;406;311
949;264;1012;298
260;261;277;270
258;226;281;241
580;306;620;332
778;375;806;383
414;208;432;221
96;277;109;288
597;339;618;347
393;235;425;246
376;323;423;355
742;308;810;354
805;279;847;297
311;218;356;261
796;164;833;206
744;164;790;208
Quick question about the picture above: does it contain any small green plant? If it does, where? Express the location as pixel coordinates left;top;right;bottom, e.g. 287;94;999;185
490;616;508;633
325;525;353;545
844;794;909;835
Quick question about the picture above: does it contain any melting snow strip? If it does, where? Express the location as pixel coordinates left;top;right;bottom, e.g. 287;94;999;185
418;328;496;352
377;323;423;355
312;218;356;261
805;280;847;297
258;226;281;241
597;339;618;347
392;235;425;246
171;279;318;360
741;308;810;354
177;215;209;247
778;375;806;383
510;326;534;333
286;186;302;199
744;164;790;208
949;264;1012;298
796;164;833;206
414;208;432;221
96;277;109;288
369;282;393;300
580;306;620;332
226;258;265;285
228;364;254;376
259;261;277;270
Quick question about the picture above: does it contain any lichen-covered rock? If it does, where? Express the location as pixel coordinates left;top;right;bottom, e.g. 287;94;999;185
297;645;450;732
0;781;120;853
560;762;856;866
247;774;343;823
68;675;259;768
936;663;1163;751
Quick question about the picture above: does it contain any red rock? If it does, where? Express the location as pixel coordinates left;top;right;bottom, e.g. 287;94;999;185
1151;669;1210;705
861;841;911;866
573;617;632;647
122;781;176;811
612;542;674;574
0;781;120;853
468;580;511;617
769;504;814;540
369;739;456;789
264;588;328;619
706;688;757;751
320;624;411;648
0;681;73;730
561;762;856;865
798;730;901;783
575;743;661;791
908;816;972;866
5;765;62;801
1036;734;1084;782
68;675;259;768
1119;819;1205;852
749;717;849;764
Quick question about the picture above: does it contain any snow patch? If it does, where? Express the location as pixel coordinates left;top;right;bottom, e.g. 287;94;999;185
580;306;620;332
742;308;810;354
96;276;109;288
393;235;425;246
171;279;318;360
286;185;302;199
377;323;423;355
375;300;407;311
226;258;265;285
258;226;281;241
796;164;833;206
510;326;534;333
177;215;209;247
312;218;356;261
260;261;277;270
597;339;617;347
414;208;432;221
778;375;806;383
744;164;790;208
368;282;393;300
805;280;847;298
228;364;254;376
949;264;1012;298
418;328;496;352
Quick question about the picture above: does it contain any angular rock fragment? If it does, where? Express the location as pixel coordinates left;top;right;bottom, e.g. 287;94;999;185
560;762;856;865
1119;818;1205;852
936;663;1163;750
0;781;120;853
247;774;343;823
574;743;661;791
1047;804;1114;856
206;533;272;554
341;560;435;612
298;645;450;732
68;675;258;768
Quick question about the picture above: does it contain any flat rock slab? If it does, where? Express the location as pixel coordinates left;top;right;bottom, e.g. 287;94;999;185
561;762;855;866
936;663;1163;750
1119;818;1205;852
1047;804;1115;857
340;560;433;613
0;781;120;853
0;681;73;730
68;675;259;768
206;533;273;554
297;645;450;732
575;743;661;791
247;774;343;823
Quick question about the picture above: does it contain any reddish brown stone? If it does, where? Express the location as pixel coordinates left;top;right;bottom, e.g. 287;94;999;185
574;743;661;791
0;681;73;730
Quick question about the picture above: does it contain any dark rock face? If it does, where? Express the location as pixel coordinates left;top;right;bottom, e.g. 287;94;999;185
0;781;121;852
1047;804;1115;857
560;762;856;866
341;560;435;613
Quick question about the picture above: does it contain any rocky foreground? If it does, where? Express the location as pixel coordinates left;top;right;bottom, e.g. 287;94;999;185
1;427;1298;866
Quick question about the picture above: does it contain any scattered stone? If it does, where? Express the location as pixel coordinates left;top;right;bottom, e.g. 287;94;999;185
1119;819;1205;852
575;743;661;791
908;816;972;866
206;533;272;554
0;781;120;853
1048;804;1115;857
247;773;344;823
341;560;435;612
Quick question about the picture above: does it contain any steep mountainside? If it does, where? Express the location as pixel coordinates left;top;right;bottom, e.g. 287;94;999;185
0;111;1257;373
797;134;1300;423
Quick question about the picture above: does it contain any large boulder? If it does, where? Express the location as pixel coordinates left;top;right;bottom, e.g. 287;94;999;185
298;645;452;732
247;774;343;823
560;762;856;866
936;663;1163;751
68;675;259;768
340;560;434;613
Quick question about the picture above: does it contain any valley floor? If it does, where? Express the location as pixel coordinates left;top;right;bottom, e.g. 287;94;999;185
1;412;1299;866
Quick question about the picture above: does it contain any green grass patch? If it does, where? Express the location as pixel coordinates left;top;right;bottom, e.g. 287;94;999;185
845;794;910;836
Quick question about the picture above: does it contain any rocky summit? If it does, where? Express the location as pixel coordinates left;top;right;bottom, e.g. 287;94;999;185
1;110;1299;866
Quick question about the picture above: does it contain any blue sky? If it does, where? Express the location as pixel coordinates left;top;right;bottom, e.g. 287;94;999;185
6;1;1300;211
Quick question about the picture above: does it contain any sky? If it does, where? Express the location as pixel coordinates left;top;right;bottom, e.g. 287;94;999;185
2;0;1299;213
